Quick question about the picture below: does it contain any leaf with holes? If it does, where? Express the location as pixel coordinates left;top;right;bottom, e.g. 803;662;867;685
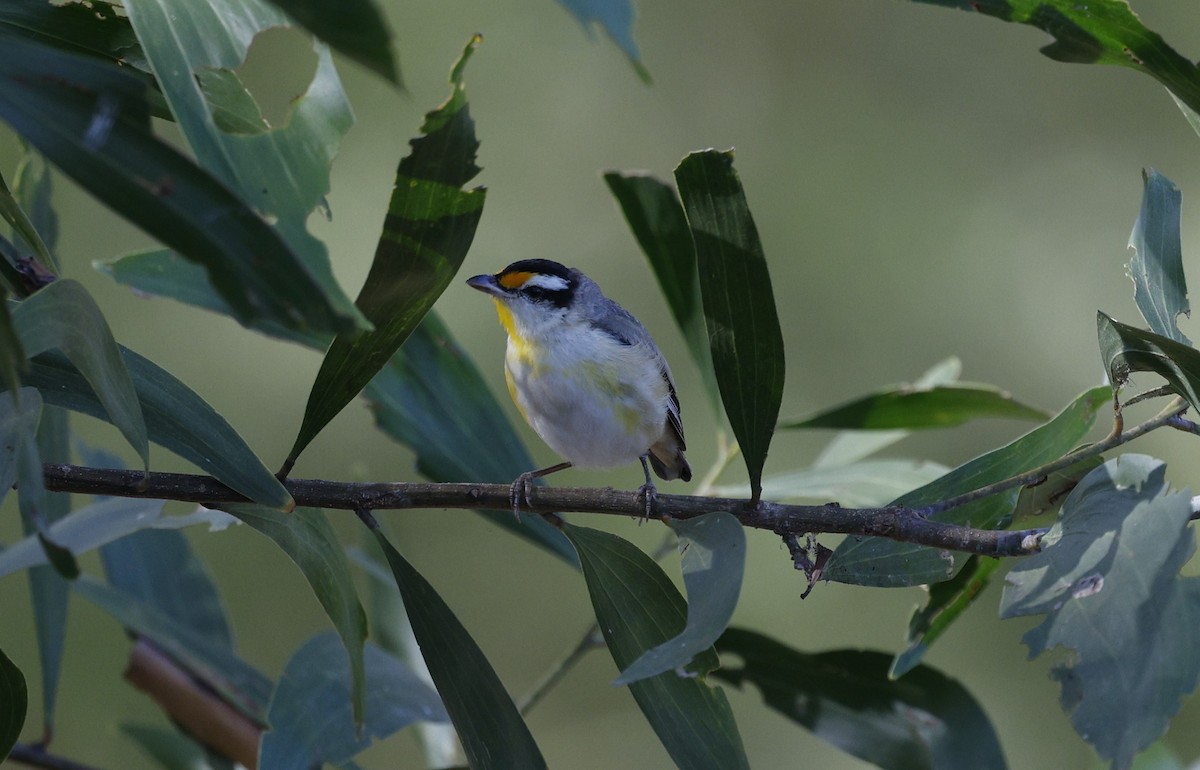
261;0;398;84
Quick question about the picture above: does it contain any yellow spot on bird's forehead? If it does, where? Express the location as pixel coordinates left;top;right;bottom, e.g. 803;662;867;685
498;271;535;289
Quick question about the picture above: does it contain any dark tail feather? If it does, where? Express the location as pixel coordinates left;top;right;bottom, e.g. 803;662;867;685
648;446;692;482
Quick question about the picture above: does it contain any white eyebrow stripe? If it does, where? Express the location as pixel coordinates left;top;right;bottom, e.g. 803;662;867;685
524;274;570;292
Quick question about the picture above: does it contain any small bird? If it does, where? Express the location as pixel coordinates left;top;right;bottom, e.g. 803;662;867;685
466;259;691;516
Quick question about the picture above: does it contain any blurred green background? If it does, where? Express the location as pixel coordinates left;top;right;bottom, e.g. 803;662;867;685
4;0;1200;767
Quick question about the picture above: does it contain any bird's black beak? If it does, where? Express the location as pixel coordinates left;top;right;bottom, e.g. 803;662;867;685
466;273;506;297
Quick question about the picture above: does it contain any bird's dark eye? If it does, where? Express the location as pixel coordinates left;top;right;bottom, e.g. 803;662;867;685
523;286;547;300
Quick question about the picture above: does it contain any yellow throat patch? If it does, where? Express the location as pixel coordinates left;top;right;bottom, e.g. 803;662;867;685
493;300;535;363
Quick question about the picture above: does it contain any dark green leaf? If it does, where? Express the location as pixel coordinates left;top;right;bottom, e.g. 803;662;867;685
783;385;1046;430
907;1;1200;115
223;506;367;726
0;164;53;273
261;0;399;85
371;529;547;770
0;31;360;337
12;279;148;470
714;628;1007;770
196;69;270;136
890;556;1001;678
603;171;719;413
0;644;26;761
285;36;486;470
1000;455;1200;769
1098;311;1200;412
260;632;447;770
825;386;1111;587
122;0;368;333
615;513;745;685
12;149;59;267
0;0;148;72
121;723;211;770
563;523;748;770
555;0;650;82
675;150;785;504
1128;169;1189;344
366;312;576;565
73;576;273;724
0;292;24;395
21;346;291;509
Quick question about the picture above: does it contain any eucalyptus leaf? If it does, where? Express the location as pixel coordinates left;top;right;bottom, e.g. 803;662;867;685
563;523;749;769
675;149;785;504
711;459;950;508
1127;169;1189;343
1098;311;1200;411
1000;455;1200;769
260;0;399;85
0;644;26;761
783;384;1046;430
285;36;486;471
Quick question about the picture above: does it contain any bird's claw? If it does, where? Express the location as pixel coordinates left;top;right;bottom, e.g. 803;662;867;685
636;481;658;523
510;471;536;522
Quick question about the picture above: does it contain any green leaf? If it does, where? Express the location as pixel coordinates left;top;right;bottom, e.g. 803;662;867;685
908;1;1200;114
0;644;26;761
0;292;24;395
20;345;291;509
615;513;745;685
122;0;368;334
12;279;148;470
825;385;1111;587
1127;169;1190;344
365;313;576;565
12;149;59;266
121;723;212;770
675;150;785;503
285;36;486;471
1098;311;1200;411
1000;455;1200;769
555;0;650;82
563;523;749;769
603;171;720;414
783;385;1047;430
0;165;53;274
222;506;367;726
260;632;447;770
261;0;399;85
73;576;273;724
711;459;950;508
0;0;149;72
713;628;1007;770
371;529;547;770
890;556;1002;678
1011;455;1102;523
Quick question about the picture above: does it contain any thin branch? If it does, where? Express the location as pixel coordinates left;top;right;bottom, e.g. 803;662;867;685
7;744;105;770
518;624;605;715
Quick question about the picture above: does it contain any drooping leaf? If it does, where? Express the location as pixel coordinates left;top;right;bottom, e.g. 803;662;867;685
1000;455;1200;769
285;36;486;472
259;632;447;770
603;171;719;413
563;523;749;769
1098;311;1200;411
21;346;291;509
1127;169;1190;344
12;279;148;470
122;0;368;334
615;513;745;685
890;556;1002;678
260;0;399;84
906;1;1200;115
710;459;950;508
714;628;1007;770
554;0;649;82
0;644;26;761
73;576;273;724
0;31;359;336
783;385;1046;430
222;506;367;726
366;312;576;565
675;149;785;504
370;528;546;770
825;386;1111;587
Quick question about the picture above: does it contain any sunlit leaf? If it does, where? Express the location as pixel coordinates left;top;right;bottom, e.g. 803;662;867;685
563;523;749;769
261;0;399;84
1000;455;1200;768
0;644;26;761
675;149;784;504
1098;311;1200;411
259;632;447;770
285;36;486;472
12;279;148;470
1127;169;1189;343
616;513;745;685
371;529;546;770
714;628;1007;770
825;386;1110;587
21;346;291;509
783;385;1046;430
223;506;367;726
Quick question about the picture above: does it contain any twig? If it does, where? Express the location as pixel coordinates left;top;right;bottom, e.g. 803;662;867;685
7;744;105;770
518;625;606;715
